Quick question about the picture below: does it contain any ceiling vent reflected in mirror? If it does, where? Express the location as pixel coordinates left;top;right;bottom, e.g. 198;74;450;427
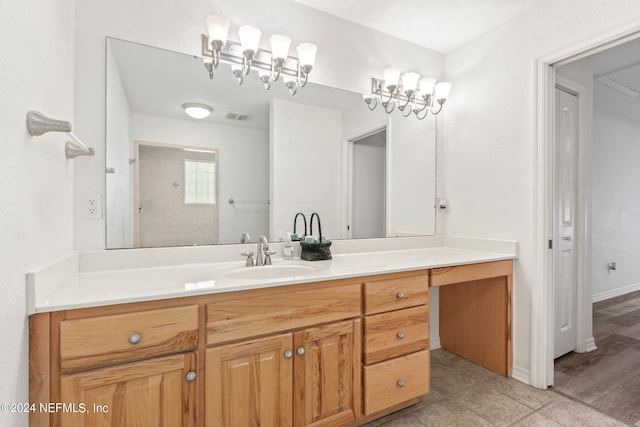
202;15;317;96
225;112;250;121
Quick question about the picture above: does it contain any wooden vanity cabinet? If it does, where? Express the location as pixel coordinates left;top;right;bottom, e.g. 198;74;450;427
59;352;198;427
30;304;200;427
206;333;294;426
204;281;362;427
30;261;513;427
362;271;430;417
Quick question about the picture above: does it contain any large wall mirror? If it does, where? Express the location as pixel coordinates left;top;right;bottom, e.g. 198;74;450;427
106;37;436;249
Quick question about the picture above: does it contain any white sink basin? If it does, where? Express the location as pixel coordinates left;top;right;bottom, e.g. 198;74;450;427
224;263;324;280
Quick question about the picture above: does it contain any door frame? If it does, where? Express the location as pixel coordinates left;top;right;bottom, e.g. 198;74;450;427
532;20;640;389
341;119;390;239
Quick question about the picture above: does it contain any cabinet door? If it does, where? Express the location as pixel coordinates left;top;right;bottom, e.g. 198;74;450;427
294;319;361;427
58;352;197;427
206;333;294;427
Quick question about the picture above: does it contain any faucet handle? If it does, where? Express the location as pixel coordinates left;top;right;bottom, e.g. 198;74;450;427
241;251;255;267
264;250;277;265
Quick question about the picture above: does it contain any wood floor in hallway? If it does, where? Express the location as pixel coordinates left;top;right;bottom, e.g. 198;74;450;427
554;290;640;426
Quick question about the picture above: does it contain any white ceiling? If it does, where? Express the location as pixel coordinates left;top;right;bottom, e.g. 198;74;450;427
293;0;547;53
109;38;364;130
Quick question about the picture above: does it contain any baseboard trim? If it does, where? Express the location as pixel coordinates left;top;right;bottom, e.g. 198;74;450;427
430;336;441;350
592;282;640;303
511;364;532;387
585;337;597;353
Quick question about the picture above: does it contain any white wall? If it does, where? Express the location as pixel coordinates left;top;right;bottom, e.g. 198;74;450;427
270;99;342;240
388;117;437;236
129;113;269;245
73;0;444;250
342;102;437;237
105;43;133;248
0;0;76;424
444;0;640;382
592;84;640;299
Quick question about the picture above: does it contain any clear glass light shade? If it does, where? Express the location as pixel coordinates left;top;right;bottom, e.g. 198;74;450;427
401;72;420;93
238;25;262;53
382;67;401;89
418;77;436;95
270;34;292;61
434;82;452;101
296;43;317;67
182;103;212;119
205;15;231;45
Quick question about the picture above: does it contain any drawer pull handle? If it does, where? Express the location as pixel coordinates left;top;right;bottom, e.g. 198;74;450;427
284;350;293;359
397;332;405;340
397;379;405;388
297;347;305;356
185;371;197;382
129;333;141;345
397;292;405;300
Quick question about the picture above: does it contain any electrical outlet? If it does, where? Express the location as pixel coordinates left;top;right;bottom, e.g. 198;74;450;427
84;194;102;220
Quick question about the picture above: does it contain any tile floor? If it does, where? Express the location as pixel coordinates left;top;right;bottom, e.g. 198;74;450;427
365;349;630;426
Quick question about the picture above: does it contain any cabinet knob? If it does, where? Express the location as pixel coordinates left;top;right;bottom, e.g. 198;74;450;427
284;350;293;359
129;333;141;345
397;292;405;300
397;332;405;340
297;347;305;356
397;379;405;388
185;371;197;382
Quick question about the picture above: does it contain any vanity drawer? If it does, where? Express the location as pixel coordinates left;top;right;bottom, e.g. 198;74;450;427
206;283;361;345
364;272;429;315
59;305;199;373
364;305;429;364
363;350;430;415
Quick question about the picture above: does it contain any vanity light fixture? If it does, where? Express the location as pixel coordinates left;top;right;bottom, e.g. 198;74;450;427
363;70;452;120
202;15;317;95
182;103;213;119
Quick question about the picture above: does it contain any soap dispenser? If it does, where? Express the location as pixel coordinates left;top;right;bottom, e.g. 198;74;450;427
282;232;294;260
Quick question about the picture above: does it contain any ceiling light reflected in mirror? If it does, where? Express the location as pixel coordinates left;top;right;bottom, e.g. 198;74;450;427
182;103;213;119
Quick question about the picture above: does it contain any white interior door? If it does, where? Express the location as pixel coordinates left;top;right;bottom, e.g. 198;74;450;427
554;87;579;358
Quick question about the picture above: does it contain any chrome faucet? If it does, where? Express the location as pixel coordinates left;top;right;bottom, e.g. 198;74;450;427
255;236;269;266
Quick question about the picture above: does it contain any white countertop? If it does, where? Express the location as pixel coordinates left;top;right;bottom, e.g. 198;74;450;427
27;243;516;314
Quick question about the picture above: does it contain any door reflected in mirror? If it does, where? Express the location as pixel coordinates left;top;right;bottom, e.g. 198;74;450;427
105;37;436;249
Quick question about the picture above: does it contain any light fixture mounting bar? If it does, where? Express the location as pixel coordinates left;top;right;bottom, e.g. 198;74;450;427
201;34;301;77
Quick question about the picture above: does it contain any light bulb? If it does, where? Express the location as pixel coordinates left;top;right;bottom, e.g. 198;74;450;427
270;34;292;63
401;72;420;94
238;25;261;56
205;15;230;45
296;43;317;71
434;82;452;102
382;67;401;91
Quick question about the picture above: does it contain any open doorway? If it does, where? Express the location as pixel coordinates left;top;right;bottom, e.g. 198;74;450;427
344;126;388;239
533;20;640;391
548;37;640;422
133;141;219;247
